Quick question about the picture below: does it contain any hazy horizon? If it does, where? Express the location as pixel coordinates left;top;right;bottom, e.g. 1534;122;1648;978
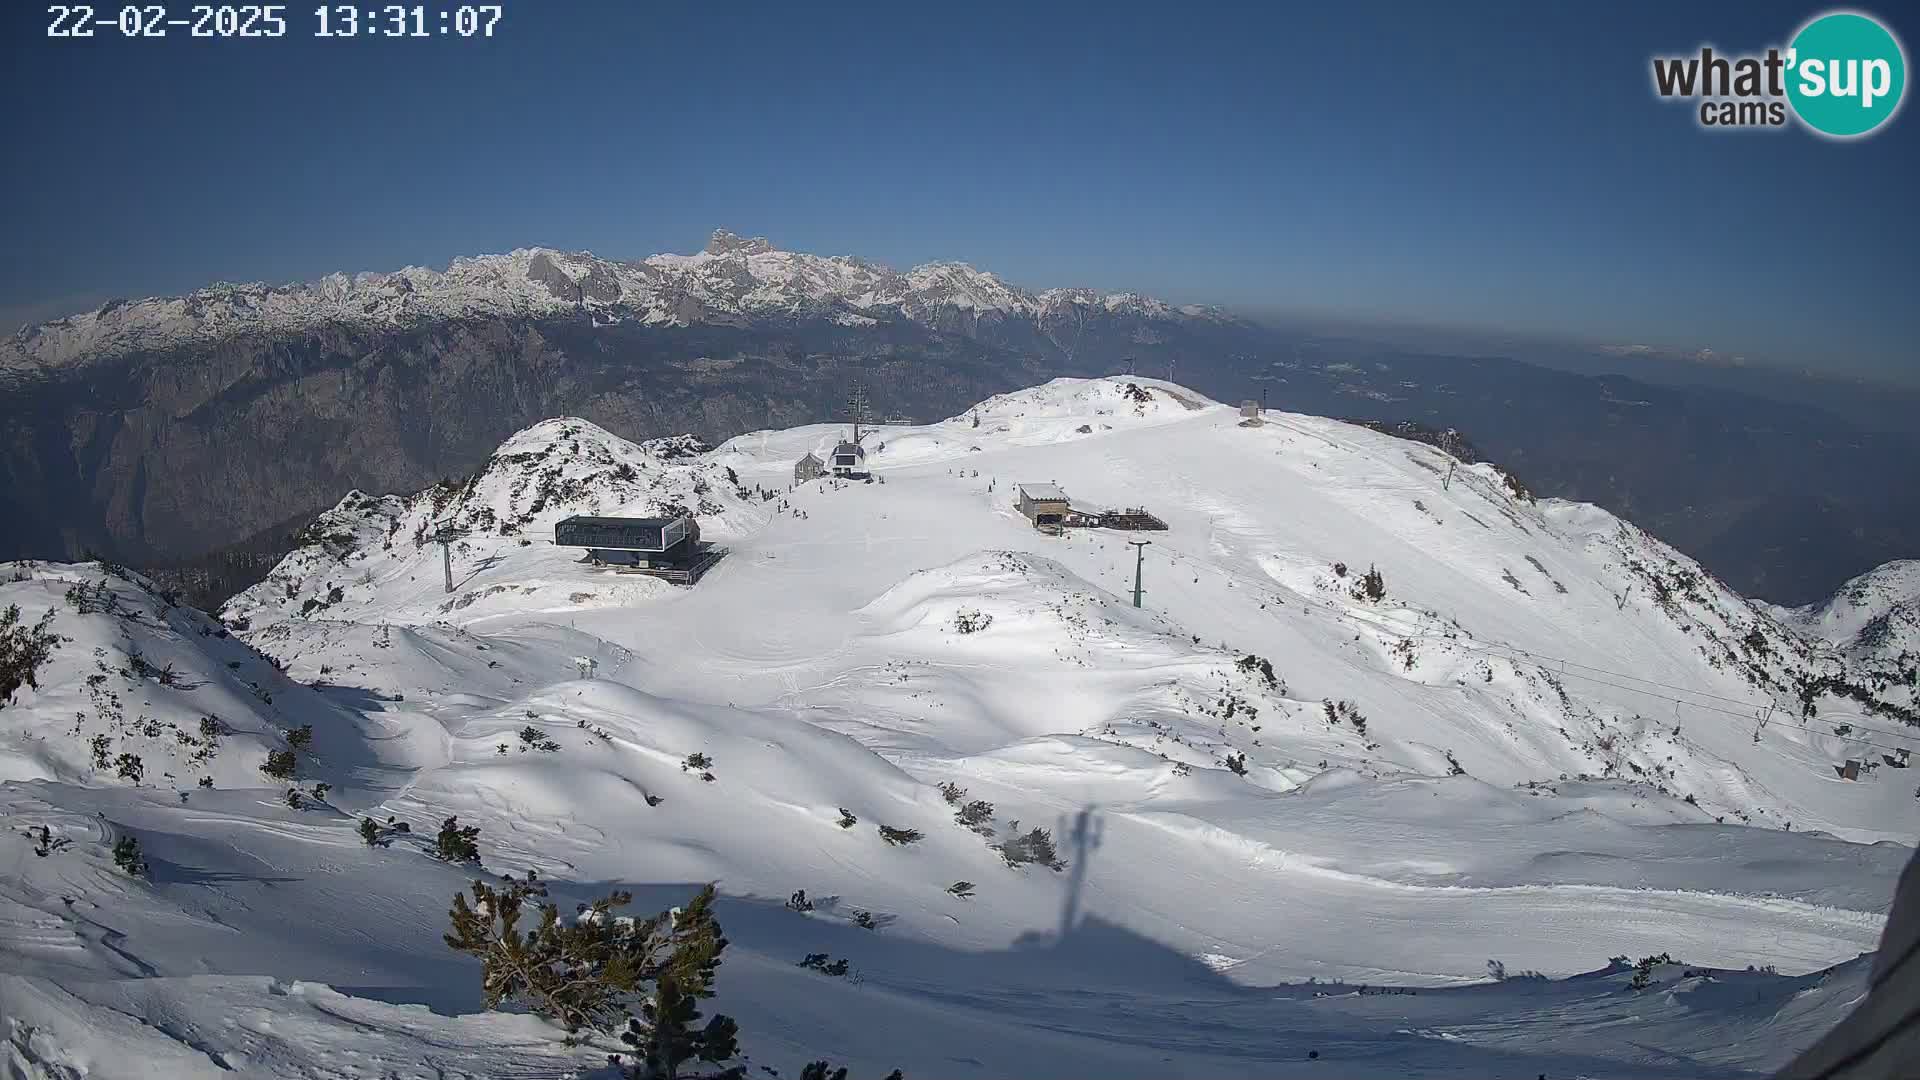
6;228;1916;396
4;1;1914;384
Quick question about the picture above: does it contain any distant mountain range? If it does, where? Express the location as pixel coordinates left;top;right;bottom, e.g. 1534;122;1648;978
0;230;1260;576
0;229;1234;375
2;230;1913;607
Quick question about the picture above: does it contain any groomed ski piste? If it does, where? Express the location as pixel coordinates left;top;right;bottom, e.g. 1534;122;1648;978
4;377;1916;1078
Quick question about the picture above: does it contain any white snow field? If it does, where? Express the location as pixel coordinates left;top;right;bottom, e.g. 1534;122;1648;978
3;377;1916;1078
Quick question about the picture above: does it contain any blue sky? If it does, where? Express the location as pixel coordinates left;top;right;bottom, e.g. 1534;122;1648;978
2;1;1914;380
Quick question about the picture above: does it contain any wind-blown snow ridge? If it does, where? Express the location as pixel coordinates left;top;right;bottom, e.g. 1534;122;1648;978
1;230;1239;372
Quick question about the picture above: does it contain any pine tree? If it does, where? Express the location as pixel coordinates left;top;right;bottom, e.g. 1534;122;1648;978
0;604;62;706
877;825;922;846
447;875;739;1080
112;835;146;876
1356;565;1386;603
359;817;382;846
433;816;481;863
953;800;994;834
798;953;849;977
998;821;1066;871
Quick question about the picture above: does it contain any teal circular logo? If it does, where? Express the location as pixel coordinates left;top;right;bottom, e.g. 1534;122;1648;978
1787;11;1907;137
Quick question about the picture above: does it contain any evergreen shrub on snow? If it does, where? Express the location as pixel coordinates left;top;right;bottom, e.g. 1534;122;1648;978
998;821;1065;871
112;835;147;876
433;816;482;863
0;604;62;706
447;875;787;1079
877;824;922;846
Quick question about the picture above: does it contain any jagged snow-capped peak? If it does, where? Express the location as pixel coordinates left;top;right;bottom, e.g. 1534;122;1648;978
703;229;776;257
0;232;1236;374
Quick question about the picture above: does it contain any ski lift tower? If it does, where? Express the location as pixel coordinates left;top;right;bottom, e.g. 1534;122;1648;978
846;381;873;444
1128;539;1151;608
427;522;469;594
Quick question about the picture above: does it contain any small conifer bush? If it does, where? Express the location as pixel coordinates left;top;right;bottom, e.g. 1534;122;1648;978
798;953;850;977
953;800;995;834
1629;952;1673;991
433;816;481;863
877;824;922;846
447;874;740;1078
112;835;147;876
0;604;63;706
1355;565;1386;603
998;821;1066;871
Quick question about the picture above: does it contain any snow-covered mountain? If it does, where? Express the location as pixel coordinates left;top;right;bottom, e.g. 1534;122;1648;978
1775;560;1920;663
1;230;1232;374
2;377;1914;1078
0;230;1261;570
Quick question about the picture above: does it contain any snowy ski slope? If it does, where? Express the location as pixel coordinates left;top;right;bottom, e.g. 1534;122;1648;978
2;377;1915;1078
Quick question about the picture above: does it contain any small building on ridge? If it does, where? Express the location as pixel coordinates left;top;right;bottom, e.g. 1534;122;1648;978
1016;483;1071;528
553;513;724;585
